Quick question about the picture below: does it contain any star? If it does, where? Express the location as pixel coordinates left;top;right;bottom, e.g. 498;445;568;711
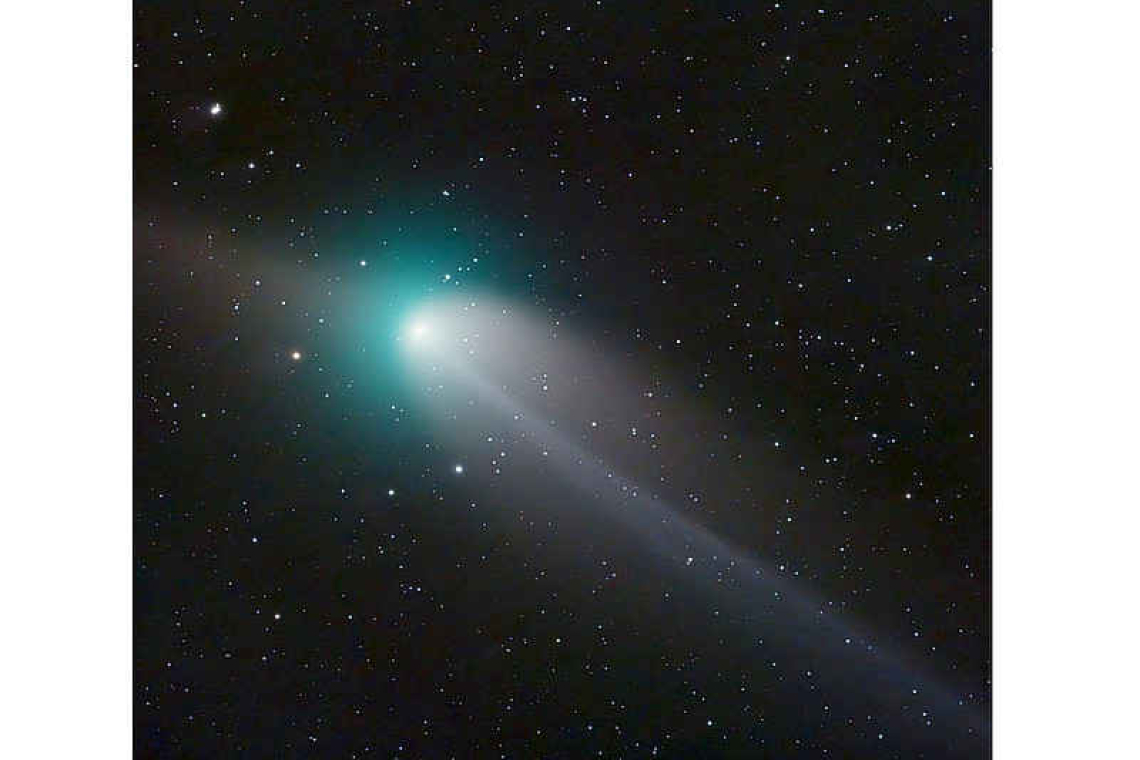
209;102;223;117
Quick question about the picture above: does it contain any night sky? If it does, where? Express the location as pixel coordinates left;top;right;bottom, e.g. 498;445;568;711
134;2;991;757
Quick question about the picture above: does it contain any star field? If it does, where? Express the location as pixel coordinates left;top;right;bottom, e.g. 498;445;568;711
134;2;990;757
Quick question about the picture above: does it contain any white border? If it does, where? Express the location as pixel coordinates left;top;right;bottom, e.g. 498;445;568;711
3;3;133;756
995;1;1139;756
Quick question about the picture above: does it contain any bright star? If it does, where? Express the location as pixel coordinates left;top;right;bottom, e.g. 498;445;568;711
209;102;223;116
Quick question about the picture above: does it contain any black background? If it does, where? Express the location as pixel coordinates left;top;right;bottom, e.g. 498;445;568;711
135;2;990;757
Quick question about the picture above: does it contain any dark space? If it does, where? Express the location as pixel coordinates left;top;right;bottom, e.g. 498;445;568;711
135;2;990;757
